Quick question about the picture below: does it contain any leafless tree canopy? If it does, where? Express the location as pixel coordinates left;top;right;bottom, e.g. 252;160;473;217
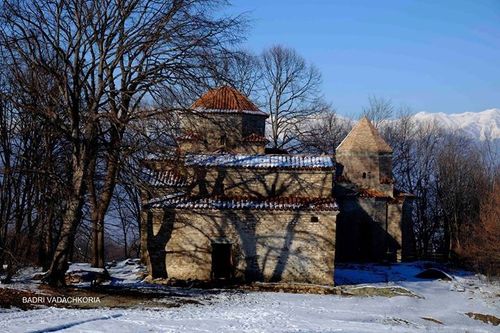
383;111;499;268
0;1;498;286
362;96;394;128
0;0;243;285
293;107;352;154
202;49;262;98
260;45;323;149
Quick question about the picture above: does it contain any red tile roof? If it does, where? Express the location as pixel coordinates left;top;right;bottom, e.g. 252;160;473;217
358;188;387;198
243;133;269;144
192;86;267;116
348;188;414;201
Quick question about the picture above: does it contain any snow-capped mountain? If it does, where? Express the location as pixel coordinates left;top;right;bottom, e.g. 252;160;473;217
412;108;500;141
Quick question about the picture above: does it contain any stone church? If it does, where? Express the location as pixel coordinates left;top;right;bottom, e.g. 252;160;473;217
140;86;413;285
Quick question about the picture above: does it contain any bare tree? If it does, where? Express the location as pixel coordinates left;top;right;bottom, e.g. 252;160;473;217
459;178;500;276
436;134;489;259
260;45;323;149
1;0;243;285
294;106;352;154
203;49;262;98
384;113;445;257
362;96;394;129
0;65;70;280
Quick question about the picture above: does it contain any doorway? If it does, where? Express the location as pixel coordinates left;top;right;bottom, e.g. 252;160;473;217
211;242;232;280
359;221;372;261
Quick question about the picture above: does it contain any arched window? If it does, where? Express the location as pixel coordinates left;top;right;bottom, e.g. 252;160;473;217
220;135;227;146
362;172;367;179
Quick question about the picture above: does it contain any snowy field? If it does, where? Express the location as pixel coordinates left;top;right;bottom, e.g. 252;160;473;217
0;261;499;333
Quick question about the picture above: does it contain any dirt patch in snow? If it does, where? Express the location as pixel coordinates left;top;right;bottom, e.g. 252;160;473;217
0;288;52;310
342;285;422;298
465;312;500;326
242;282;343;295
421;316;444;324
240;282;422;298
0;285;203;310
381;317;421;328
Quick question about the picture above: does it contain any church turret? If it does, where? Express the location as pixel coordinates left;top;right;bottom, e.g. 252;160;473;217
335;117;393;196
179;86;268;154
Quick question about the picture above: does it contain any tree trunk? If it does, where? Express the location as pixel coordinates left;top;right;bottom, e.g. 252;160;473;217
91;212;105;268
38;208;54;271
44;163;86;287
90;132;121;268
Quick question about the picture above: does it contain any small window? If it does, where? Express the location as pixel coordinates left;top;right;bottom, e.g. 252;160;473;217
362;172;367;179
310;216;319;223
220;135;227;146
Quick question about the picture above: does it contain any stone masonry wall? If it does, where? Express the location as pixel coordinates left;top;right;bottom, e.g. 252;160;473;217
179;113;266;154
336;152;393;196
142;208;337;285
335;197;404;262
181;113;243;152
187;168;334;198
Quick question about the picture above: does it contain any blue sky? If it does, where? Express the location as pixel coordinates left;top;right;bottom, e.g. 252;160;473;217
225;0;500;116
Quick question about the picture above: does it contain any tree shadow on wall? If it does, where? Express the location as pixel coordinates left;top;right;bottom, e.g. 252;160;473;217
142;111;337;283
146;209;175;279
147;164;337;285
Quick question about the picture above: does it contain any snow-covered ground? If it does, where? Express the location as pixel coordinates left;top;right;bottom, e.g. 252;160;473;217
1;261;499;333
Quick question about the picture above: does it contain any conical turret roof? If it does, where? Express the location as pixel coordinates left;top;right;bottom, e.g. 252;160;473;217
337;117;393;153
192;86;267;116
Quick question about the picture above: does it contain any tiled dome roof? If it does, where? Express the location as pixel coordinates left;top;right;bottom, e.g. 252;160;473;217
192;86;267;116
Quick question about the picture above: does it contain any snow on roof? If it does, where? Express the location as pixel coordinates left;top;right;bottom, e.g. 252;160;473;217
146;195;338;211
143;192;185;206
185;154;335;169
145;151;178;161
140;169;188;187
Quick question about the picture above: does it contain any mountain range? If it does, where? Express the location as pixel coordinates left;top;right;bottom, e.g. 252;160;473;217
412;108;499;141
